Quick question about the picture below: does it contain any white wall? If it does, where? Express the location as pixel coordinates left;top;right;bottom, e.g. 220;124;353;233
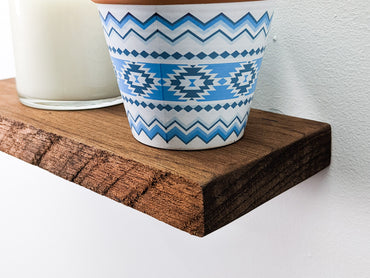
0;0;369;277
0;0;15;78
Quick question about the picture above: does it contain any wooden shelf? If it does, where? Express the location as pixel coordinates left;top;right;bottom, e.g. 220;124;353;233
0;79;331;237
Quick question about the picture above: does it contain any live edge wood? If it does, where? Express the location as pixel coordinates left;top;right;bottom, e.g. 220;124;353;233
0;79;331;237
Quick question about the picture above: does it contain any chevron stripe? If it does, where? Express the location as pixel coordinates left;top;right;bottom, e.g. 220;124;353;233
127;111;248;131
126;111;248;144
100;12;273;32
105;27;268;43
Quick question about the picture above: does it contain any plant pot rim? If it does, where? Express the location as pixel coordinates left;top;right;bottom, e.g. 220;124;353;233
91;0;265;5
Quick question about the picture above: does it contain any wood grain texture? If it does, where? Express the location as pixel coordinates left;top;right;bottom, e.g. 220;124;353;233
0;79;331;236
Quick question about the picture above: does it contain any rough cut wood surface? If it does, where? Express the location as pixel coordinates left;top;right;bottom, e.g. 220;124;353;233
0;79;331;236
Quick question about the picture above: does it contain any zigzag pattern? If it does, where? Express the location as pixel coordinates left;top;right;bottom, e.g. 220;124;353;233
100;12;273;32
126;111;248;144
108;47;266;60
105;26;268;42
101;11;272;43
122;95;253;112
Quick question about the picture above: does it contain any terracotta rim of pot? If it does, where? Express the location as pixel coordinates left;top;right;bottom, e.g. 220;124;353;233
91;0;264;5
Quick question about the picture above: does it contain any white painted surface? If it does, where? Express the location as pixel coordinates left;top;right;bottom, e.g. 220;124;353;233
0;0;369;277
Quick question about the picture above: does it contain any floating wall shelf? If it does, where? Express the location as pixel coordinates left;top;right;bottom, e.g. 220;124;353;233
0;79;331;237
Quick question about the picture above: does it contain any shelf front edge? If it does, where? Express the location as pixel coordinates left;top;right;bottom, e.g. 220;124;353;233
0;78;331;237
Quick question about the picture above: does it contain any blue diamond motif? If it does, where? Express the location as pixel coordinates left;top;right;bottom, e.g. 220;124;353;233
161;52;170;59
174;105;183;112
141;102;147;108
204;105;213;112
140;51;149;58
231;102;238;108
184;106;193;112
148;103;155;109
232;51;240;58
157;104;164;111
223;103;230;110
151;51;159;58
241;50;248;57
164;105;172;111
249;49;255;55
209;52;219;59
196;52;207;59
132;50;139;57
221;51;230;58
184;52;195;59
172;52;182;59
194;105;203;112
117;48;123;55
214;104;222;111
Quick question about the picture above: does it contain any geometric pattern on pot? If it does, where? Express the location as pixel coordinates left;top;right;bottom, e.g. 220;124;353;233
122;95;254;113
104;22;268;44
126;110;249;144
100;11;273;32
121;62;160;98
108;46;266;61
98;4;274;58
100;11;273;43
95;2;273;149
112;57;262;101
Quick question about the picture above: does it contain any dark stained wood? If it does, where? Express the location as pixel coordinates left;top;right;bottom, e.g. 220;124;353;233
0;79;331;236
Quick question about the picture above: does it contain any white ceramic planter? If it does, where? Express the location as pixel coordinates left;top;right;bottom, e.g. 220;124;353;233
9;0;122;110
94;0;273;149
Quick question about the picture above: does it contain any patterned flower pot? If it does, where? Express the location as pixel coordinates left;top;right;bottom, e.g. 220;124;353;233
92;0;273;150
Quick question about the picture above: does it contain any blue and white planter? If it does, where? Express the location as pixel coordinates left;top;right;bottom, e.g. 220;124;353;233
96;1;273;149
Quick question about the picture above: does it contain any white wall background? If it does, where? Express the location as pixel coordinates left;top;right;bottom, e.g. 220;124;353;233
0;0;369;277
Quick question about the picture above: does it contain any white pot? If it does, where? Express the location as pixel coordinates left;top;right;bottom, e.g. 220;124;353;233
95;0;273;149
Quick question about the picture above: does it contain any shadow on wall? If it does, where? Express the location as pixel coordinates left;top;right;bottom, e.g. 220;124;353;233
253;6;330;120
252;0;370;186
